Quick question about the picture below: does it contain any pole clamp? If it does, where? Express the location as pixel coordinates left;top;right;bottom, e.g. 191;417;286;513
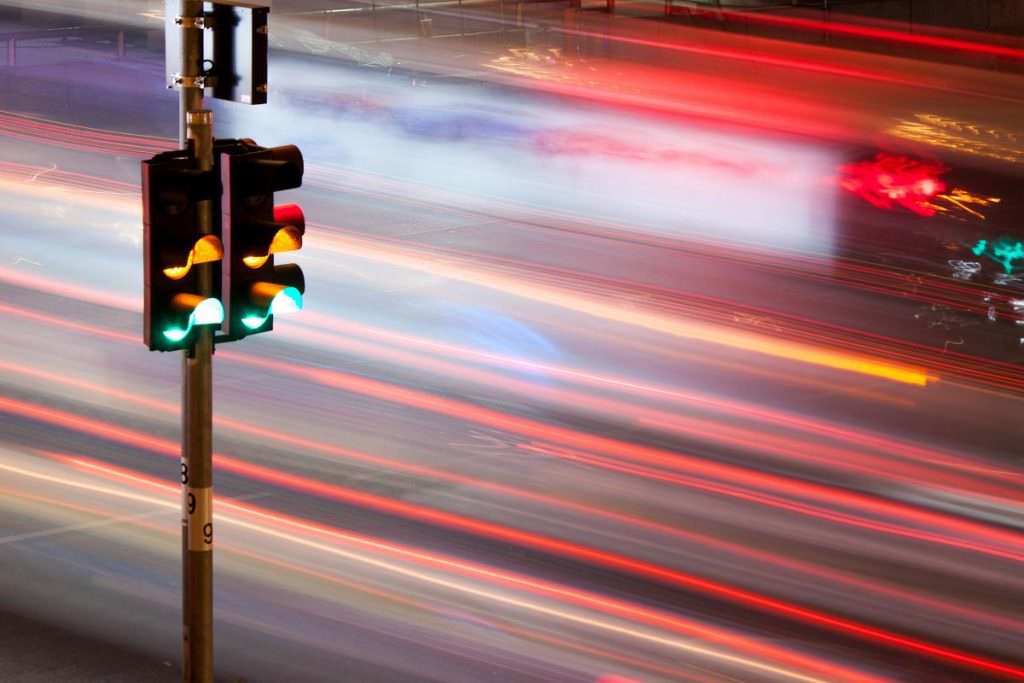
172;74;210;89
174;15;215;30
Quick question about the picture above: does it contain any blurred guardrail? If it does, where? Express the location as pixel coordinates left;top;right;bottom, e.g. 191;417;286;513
631;0;1024;34
567;0;1024;73
287;0;568;44
1;25;126;67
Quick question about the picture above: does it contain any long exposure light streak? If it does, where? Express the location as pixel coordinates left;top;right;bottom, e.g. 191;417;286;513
0;112;1015;393
0;162;138;214
0;199;940;390
2;300;1019;564
296;313;1018;484
3;11;1024;682
2;394;1022;679
0;110;170;157
308;230;935;386
7;454;878;683
51;457;1024;681
3;357;1020;639
0;146;1015;393
704;8;1024;61
311;224;1024;387
283;318;1021;503
552;27;916;86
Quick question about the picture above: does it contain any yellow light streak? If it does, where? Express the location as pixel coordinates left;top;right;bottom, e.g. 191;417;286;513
310;232;936;387
888;114;1024;164
930;188;1002;221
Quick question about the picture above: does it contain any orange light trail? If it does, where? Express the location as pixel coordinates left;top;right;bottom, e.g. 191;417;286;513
0;110;171;157
223;352;1022;561
296;176;1024;391
1;300;1019;564
287;315;1021;502
308;229;936;386
298;312;1017;486
0;114;1016;390
0;193;935;388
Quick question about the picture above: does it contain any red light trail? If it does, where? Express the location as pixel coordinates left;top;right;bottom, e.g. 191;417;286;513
2;355;1018;639
710;9;1024;62
2;394;1023;679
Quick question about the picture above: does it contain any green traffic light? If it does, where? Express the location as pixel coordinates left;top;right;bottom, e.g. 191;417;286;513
241;286;302;330
163;297;225;342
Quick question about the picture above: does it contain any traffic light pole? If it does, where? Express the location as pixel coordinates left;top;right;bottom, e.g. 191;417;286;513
177;2;214;682
153;4;287;678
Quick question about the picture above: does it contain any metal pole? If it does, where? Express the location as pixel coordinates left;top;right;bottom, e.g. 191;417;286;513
178;0;203;149
177;2;214;682
182;109;215;683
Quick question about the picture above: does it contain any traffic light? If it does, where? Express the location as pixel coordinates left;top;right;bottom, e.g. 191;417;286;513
220;142;305;340
143;149;225;351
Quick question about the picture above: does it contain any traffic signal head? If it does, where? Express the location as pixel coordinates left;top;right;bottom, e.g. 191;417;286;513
143;149;224;351
221;143;306;339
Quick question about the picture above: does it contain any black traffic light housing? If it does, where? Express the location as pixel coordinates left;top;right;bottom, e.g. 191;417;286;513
220;142;305;340
142;148;224;351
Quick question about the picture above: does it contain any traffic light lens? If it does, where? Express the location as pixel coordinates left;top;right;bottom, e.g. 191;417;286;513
273;203;304;228
240;286;302;330
162;297;225;342
241;227;302;269
270;226;302;254
270;286;303;314
193;235;224;264
164;261;191;281
163;327;189;342
162;235;225;280
193;297;226;324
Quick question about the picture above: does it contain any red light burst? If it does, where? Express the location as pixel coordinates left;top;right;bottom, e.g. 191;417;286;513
838;153;948;216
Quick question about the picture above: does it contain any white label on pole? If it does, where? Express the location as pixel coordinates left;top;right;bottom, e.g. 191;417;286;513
185;486;213;551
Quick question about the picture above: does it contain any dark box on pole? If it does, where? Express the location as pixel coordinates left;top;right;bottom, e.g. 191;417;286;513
165;1;269;105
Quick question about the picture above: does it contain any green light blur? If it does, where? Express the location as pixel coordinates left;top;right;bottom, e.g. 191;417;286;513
162;298;224;342
241;287;303;330
163;327;189;342
972;238;1024;274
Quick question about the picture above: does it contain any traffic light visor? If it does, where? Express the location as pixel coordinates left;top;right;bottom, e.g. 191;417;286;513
162;235;224;280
